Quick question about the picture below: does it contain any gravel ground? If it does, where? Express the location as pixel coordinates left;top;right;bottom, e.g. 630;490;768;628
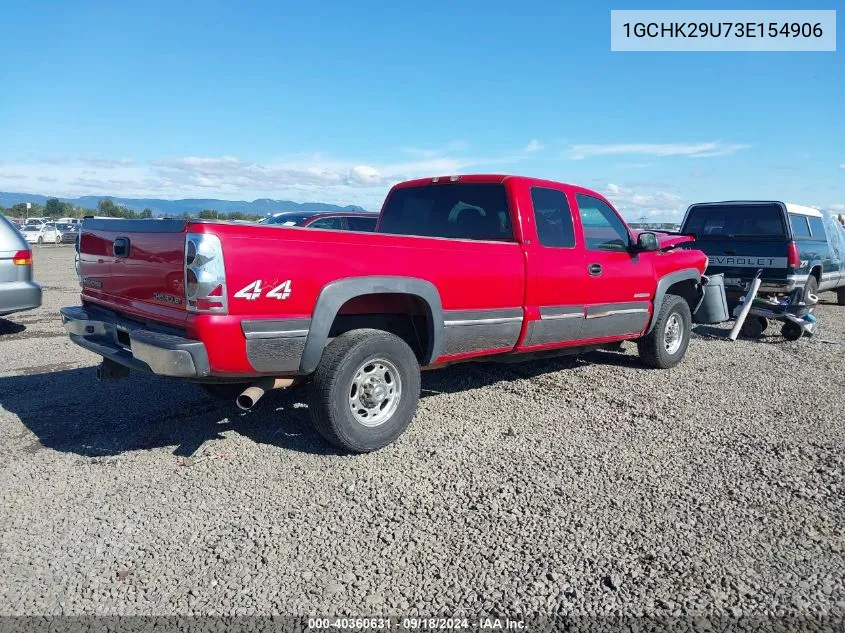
0;245;844;621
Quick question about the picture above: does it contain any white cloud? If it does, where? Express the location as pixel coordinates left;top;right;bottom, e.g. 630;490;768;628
78;157;136;168
403;140;468;158
0;146;527;210
601;183;686;221
565;141;749;160
524;139;544;153
840;164;845;170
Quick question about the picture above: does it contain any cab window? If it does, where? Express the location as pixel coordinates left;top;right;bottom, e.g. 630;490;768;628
531;187;575;248
575;194;630;251
379;183;513;241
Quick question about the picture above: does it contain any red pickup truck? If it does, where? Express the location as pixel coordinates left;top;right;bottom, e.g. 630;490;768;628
62;175;708;452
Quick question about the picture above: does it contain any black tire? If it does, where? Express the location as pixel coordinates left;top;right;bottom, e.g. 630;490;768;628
837;288;845;306
781;321;804;341
199;382;250;401
37;237;43;245
740;316;765;339
805;275;819;300
637;295;692;369
308;328;421;453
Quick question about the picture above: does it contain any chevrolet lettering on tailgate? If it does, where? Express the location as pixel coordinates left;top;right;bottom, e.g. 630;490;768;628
711;256;787;268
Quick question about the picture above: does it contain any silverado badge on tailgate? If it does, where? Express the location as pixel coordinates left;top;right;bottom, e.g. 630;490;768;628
153;292;182;305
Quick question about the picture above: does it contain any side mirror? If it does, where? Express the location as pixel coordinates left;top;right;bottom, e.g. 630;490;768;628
636;231;660;252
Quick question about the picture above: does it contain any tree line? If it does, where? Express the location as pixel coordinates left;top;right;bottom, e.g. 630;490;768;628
1;198;263;222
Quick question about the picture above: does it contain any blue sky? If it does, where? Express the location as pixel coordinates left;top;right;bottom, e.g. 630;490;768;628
1;0;842;219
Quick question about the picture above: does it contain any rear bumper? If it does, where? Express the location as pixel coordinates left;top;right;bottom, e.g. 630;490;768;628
60;305;210;378
723;274;805;294
0;281;42;316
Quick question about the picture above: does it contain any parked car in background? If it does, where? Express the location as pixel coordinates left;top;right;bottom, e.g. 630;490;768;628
63;174;709;452
0;215;42;317
21;222;61;245
680;201;845;305
55;217;81;226
54;222;80;244
23;217;47;227
261;211;378;232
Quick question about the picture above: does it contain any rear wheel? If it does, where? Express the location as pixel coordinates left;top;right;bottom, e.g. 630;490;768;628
55;234;62;244
37;237;43;245
805;275;819;300
308;328;420;453
637;295;692;369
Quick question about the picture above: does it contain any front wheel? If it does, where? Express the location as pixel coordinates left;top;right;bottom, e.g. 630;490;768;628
637;295;692;369
37;237;43;245
308;328;421;453
837;287;845;306
55;235;62;244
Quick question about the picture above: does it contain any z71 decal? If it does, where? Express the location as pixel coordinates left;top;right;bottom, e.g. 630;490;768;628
234;280;292;301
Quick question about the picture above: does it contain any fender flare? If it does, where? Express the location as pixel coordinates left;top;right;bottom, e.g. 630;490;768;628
647;268;702;334
300;276;444;373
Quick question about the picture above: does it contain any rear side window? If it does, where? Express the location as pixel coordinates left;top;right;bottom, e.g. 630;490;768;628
684;204;785;238
789;214;811;238
346;216;377;232
0;215;26;247
531;187;575;248
575;194;630;251
808;216;827;240
379;183;513;241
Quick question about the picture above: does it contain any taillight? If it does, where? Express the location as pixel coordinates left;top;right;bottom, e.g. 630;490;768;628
12;250;32;266
787;241;801;268
185;233;227;313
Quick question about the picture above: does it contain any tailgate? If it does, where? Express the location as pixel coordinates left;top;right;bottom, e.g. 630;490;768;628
78;219;188;324
694;238;790;287
681;202;790;289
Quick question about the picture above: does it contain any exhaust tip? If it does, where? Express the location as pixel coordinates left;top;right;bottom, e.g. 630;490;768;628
236;394;256;410
236;378;295;411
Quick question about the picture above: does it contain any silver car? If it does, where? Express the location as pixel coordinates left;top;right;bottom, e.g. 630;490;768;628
0;215;42;317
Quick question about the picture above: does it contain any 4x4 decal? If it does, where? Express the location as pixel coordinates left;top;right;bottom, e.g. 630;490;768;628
234;279;292;301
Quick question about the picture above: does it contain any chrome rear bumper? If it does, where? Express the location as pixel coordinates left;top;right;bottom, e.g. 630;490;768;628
60;305;210;377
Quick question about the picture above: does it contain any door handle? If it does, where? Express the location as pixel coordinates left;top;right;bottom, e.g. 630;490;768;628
588;263;602;276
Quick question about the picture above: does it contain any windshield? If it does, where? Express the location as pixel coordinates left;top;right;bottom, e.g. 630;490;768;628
264;213;312;226
56;224;73;230
683;204;786;239
22;226;38;232
379;183;513;241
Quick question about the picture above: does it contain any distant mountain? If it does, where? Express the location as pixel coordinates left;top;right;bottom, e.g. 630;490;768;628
0;192;368;216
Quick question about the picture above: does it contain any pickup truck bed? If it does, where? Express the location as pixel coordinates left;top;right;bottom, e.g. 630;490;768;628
63;174;708;452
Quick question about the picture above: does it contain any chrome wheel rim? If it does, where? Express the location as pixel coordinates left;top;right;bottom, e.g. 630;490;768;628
664;313;683;355
349;357;402;427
